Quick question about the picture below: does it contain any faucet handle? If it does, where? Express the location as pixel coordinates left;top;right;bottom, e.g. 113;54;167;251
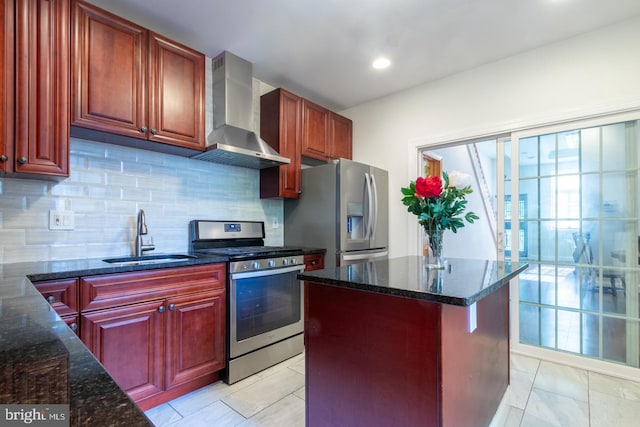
141;236;155;253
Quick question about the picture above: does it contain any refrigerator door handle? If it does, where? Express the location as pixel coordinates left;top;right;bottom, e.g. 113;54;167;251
341;250;388;261
370;173;378;241
364;172;373;240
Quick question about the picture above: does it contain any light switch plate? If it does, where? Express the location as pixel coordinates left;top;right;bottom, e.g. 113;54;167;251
467;302;477;333
49;210;74;230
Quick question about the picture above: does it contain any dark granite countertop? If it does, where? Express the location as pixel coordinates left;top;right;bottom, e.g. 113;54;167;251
0;253;227;426
298;256;528;306
299;247;327;255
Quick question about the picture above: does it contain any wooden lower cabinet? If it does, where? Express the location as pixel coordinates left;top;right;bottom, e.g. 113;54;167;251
34;278;79;335
80;264;226;410
303;253;324;271
165;291;225;390
82;300;164;404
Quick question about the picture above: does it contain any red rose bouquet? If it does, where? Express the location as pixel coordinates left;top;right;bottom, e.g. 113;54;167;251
401;171;479;261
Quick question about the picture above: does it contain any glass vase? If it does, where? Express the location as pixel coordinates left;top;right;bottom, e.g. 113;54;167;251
424;228;446;270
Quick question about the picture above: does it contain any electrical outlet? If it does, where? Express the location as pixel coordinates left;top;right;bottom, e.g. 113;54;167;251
272;218;279;229
49;210;74;230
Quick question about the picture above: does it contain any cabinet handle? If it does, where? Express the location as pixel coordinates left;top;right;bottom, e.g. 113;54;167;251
0;154;7;162
140;126;148;133
17;157;27;164
168;304;175;311
69;323;78;331
158;305;165;313
150;128;158;135
47;295;56;304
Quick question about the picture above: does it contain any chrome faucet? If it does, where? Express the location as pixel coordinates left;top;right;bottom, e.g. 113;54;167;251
135;209;155;256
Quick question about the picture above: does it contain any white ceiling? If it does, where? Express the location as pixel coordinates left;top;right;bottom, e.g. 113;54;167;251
87;0;640;111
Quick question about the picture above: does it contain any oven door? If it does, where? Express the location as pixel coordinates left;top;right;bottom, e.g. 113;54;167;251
229;264;305;358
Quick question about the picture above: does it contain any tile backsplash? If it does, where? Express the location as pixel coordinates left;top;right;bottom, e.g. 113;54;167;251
0;139;283;264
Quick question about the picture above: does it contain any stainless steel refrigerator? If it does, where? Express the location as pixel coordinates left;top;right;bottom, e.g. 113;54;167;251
284;159;388;269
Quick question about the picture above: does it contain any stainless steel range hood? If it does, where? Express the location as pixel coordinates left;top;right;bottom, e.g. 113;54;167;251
192;51;290;169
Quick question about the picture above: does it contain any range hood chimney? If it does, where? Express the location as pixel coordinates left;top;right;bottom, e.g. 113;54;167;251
192;51;290;169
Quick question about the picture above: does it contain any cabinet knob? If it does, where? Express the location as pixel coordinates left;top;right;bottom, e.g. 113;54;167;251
168;303;175;311
0;154;7;162
158;305;165;313
69;323;78;331
150;128;158;135
140;126;148;133
17;156;27;164
47;295;56;304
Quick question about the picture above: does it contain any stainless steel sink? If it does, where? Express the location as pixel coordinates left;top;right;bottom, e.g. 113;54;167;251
102;254;196;266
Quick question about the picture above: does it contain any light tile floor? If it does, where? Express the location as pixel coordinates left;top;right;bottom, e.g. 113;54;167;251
146;352;640;427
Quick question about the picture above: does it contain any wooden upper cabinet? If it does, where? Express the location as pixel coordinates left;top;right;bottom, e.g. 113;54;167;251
260;88;302;199
329;112;352;161
301;98;352;163
148;32;204;149
1;0;13;175
71;0;205;150
71;1;146;138
11;0;69;176
301;99;330;161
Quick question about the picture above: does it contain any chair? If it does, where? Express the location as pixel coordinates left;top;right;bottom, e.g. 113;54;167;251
573;232;596;292
573;232;626;296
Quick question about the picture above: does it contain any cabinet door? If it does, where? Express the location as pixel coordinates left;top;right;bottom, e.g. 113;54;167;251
165;289;225;390
329;112;352;160
304;253;325;271
301;99;330;161
1;0;13;174
81;301;164;402
72;0;147;139
14;0;69;176
34;278;78;317
61;314;80;335
148;32;205;150
260;88;302;199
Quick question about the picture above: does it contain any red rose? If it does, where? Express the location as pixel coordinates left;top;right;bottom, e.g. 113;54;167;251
415;176;442;198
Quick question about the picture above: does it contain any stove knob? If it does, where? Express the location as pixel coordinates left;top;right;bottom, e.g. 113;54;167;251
252;262;261;270
291;257;298;265
282;258;289;266
268;259;276;267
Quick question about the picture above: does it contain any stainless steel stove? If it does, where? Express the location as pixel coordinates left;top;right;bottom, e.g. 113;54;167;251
189;220;305;384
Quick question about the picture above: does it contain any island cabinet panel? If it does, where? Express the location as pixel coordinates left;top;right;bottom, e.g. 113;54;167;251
72;0;205;151
305;282;510;427
79;263;226;410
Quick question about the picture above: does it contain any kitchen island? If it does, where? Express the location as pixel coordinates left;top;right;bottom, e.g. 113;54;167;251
298;256;527;427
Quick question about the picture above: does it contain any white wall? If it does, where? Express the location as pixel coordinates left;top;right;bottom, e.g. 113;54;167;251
342;16;640;259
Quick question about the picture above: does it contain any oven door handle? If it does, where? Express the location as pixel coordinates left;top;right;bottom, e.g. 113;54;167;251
231;264;305;280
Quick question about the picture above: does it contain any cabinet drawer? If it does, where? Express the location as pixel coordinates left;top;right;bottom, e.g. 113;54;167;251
80;264;225;312
61;314;80;336
304;253;325;271
34;278;79;317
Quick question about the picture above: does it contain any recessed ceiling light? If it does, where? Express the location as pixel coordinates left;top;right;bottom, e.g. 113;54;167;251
372;57;391;70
